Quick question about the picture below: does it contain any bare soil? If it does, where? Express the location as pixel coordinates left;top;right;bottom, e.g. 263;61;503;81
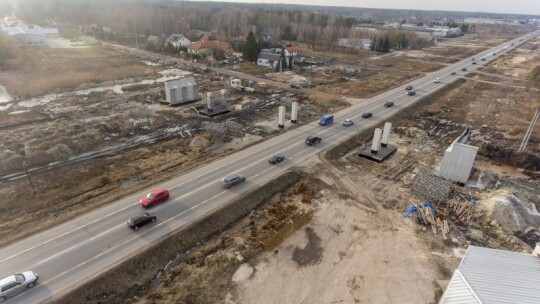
0;47;161;99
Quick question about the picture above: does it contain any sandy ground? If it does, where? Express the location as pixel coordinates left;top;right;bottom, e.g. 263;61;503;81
233;149;454;304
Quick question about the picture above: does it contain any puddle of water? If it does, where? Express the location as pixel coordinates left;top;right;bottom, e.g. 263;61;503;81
17;70;190;108
0;85;13;104
210;133;263;153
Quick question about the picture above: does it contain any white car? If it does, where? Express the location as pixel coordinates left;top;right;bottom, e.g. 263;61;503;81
342;119;353;126
434;78;441;83
0;271;39;302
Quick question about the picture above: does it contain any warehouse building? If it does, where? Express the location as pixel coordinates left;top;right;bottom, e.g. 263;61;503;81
440;245;540;304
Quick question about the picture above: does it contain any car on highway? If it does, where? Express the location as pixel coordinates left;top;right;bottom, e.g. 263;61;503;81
462;67;467;71
407;90;416;96
305;135;322;146
127;212;156;230
362;112;373;119
493;52;496;56
140;188;169;208
384;101;394;107
433;78;441;83
481;58;486;61
342;119;353;126
269;155;285;164
472;61;477;65
450;71;456;75
405;85;413;90
221;174;246;189
0;271;39;302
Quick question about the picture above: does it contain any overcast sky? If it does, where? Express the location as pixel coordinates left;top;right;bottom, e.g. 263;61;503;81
201;0;540;15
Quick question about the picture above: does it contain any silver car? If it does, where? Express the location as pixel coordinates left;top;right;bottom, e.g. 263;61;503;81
0;271;39;302
221;174;246;189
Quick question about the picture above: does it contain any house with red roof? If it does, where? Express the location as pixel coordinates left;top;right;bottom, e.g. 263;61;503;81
188;40;233;56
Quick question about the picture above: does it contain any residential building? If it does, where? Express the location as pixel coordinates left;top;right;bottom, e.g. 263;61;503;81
257;52;281;68
187;40;232;56
166;34;191;48
440;245;540;304
146;35;163;49
284;46;299;57
262;28;273;40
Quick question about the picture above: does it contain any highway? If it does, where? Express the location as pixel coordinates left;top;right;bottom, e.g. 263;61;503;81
0;30;538;303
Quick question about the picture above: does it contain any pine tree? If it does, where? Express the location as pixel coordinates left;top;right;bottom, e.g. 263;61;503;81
243;32;260;62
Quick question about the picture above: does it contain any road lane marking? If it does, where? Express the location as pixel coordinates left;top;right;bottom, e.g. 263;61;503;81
2;34;530;270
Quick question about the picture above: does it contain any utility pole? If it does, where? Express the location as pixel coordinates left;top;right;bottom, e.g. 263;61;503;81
339;68;343;94
22;159;36;194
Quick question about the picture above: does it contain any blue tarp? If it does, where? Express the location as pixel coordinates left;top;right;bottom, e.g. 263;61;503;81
404;202;436;218
404;205;417;218
467;197;477;204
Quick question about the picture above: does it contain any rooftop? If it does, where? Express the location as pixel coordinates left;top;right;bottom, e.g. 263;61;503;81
440;246;540;304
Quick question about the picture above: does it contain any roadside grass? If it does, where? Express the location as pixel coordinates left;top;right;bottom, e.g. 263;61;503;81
235;62;270;77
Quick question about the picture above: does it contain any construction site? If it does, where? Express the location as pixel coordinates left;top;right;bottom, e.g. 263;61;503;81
0;21;539;304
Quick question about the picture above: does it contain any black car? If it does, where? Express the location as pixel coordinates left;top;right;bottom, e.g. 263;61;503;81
362;112;373;118
222;174;246;189
461;67;467;71
450;71;457;75
405;85;413;90
269;155;285;164
407;90;416;96
305;135;322;146
472;61;477;65
127;212;156;231
384;101;394;107
481;58;486;61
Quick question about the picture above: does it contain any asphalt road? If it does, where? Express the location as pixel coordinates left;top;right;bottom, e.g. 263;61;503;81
1;31;538;303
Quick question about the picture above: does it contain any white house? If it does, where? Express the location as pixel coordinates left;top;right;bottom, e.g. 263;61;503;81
257;52;281;68
284;46;298;57
166;34;191;48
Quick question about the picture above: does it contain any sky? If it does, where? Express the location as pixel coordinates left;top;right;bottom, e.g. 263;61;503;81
200;0;540;15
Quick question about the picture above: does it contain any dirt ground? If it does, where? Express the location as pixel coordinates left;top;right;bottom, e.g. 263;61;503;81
0;44;349;247
1;23;538;304
0;47;162;99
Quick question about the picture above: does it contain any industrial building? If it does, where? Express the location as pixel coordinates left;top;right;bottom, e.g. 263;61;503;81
1;25;59;47
439;129;478;184
164;77;198;105
440;245;540;304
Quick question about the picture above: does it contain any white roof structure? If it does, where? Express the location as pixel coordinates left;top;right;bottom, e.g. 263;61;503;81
1;26;59;36
440;246;540;304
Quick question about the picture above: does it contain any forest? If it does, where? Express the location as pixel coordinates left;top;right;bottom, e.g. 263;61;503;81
2;0;492;51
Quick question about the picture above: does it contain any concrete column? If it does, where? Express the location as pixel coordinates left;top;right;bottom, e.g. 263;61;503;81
381;122;392;147
291;102;298;123
220;89;226;102
206;92;213;111
278;106;285;129
371;128;382;154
